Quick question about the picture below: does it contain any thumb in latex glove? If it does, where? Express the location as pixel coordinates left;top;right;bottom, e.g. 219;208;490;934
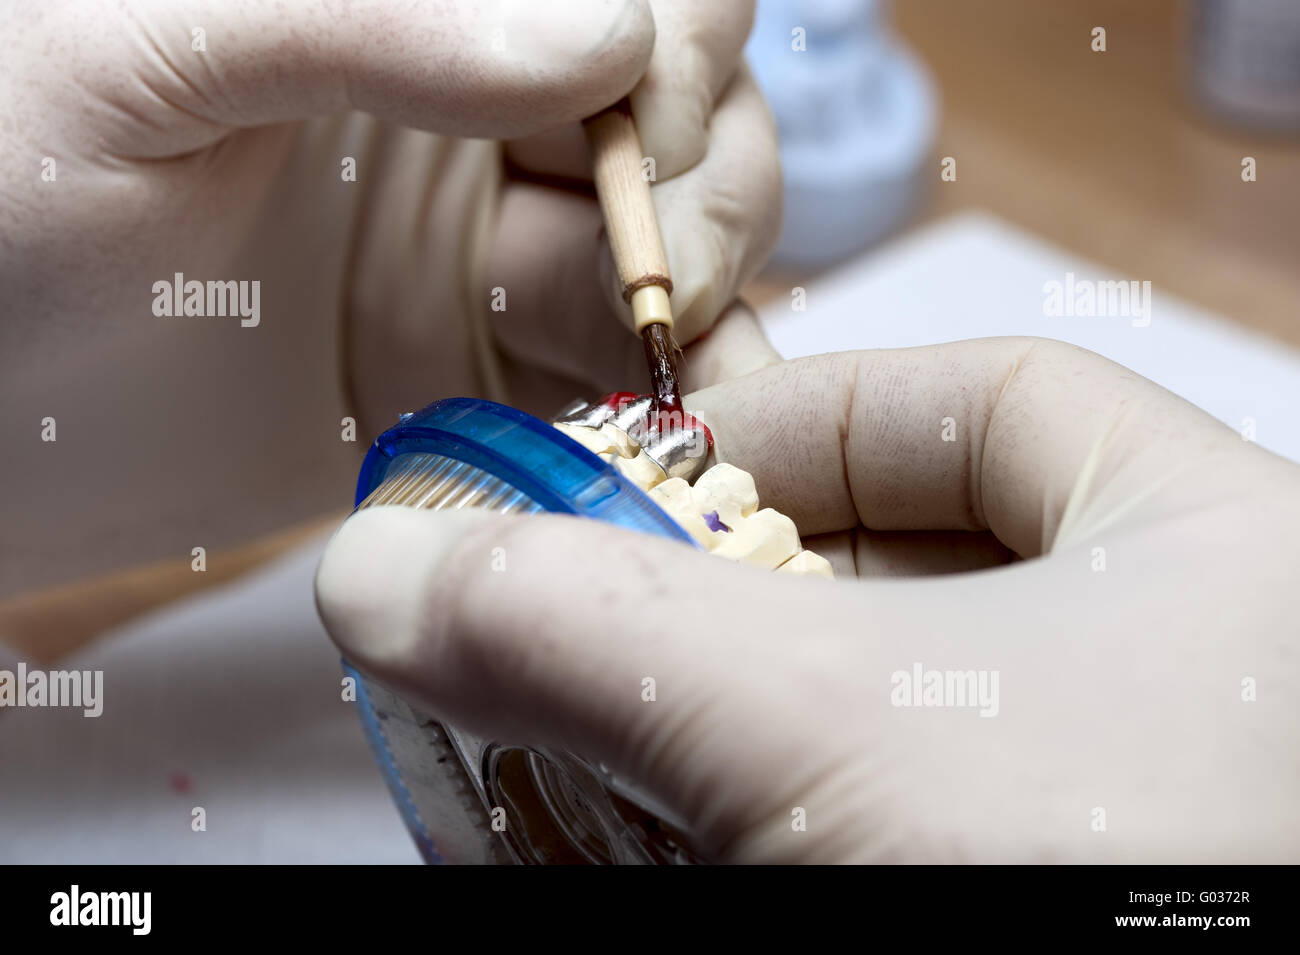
317;336;1300;863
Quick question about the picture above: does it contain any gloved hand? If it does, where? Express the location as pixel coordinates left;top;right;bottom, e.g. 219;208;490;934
317;334;1300;862
0;0;779;592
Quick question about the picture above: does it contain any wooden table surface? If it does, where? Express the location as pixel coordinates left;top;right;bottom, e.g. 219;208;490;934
895;0;1297;348
5;0;1297;662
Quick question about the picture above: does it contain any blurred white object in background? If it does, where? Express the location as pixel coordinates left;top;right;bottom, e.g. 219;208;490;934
1191;0;1300;130
758;211;1300;465
746;0;937;268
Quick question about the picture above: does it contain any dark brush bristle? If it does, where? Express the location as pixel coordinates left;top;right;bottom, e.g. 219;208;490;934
642;323;683;427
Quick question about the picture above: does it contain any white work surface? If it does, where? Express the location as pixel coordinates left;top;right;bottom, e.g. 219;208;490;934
0;538;418;863
2;212;1296;863
760;211;1300;464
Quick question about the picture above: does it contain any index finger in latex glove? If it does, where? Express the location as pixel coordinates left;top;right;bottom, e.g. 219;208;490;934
24;0;656;157
686;338;1273;555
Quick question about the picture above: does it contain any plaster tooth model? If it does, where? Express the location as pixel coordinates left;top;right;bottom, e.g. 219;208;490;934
606;424;641;459
648;476;693;511
614;450;668;491
553;418;833;578
649;478;721;550
690;463;759;527
710;508;802;570
554;422;639;459
776;549;834;579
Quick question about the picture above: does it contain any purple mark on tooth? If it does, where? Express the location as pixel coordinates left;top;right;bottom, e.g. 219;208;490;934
703;510;731;533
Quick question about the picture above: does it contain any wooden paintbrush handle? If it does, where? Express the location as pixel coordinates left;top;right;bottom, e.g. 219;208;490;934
584;99;674;333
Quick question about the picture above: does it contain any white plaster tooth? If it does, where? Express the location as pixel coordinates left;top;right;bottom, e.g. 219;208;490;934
614;451;668;491
649;478;724;549
649;477;693;510
668;509;718;549
603;423;642;459
554;422;617;456
565;426;815;568
776;549;835;579
692;463;759;526
554;421;641;460
710;508;801;569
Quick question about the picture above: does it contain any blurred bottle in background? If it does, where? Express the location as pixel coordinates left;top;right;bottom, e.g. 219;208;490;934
1191;0;1300;130
746;0;937;269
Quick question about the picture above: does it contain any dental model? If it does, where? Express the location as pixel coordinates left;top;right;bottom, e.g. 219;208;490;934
552;422;639;460
567;107;832;580
554;401;834;579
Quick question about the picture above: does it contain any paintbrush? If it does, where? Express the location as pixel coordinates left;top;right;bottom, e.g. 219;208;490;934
583;99;684;432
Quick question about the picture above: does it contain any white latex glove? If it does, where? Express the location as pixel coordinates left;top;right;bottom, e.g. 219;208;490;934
0;0;780;594
317;335;1300;863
